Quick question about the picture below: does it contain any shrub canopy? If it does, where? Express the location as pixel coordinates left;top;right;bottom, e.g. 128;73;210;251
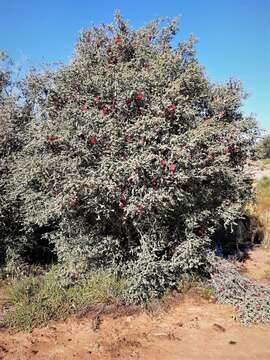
2;14;257;301
0;52;30;265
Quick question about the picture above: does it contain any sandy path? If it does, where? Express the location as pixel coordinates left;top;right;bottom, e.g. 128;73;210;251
0;248;270;360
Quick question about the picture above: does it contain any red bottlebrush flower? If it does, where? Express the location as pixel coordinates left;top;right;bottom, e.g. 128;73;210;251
224;145;235;154
81;104;88;112
119;197;126;209
137;203;145;212
87;136;97;145
125;134;133;143
69;197;79;208
167;104;177;111
135;94;145;101
101;105;111;115
108;57;117;65
169;163;176;174
114;35;122;45
79;133;86;140
152;179;158;189
160;159;167;167
126;98;132;105
47;135;59;143
93;96;101;106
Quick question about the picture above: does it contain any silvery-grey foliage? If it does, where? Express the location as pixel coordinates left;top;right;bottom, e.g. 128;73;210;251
1;13;258;302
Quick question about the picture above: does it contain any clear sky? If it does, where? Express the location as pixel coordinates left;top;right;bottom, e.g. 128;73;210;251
1;0;269;132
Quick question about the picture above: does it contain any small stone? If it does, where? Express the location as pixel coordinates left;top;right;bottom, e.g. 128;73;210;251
175;322;184;327
213;323;226;332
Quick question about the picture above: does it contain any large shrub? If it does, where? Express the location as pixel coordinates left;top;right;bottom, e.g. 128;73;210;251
0;52;30;266
6;14;257;301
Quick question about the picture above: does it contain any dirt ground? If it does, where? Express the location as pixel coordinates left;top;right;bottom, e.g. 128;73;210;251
0;247;270;360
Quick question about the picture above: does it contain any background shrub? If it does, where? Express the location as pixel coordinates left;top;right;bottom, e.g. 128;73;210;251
256;135;270;159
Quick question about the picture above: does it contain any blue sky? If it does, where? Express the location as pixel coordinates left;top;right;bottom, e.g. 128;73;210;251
1;0;269;132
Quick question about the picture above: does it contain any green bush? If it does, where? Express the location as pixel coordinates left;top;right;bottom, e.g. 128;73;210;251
2;13;258;302
3;267;125;330
0;52;30;266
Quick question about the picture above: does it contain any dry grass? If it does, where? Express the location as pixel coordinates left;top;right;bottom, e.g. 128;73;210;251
247;175;270;247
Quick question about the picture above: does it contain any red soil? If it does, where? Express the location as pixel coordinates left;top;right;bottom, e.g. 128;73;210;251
0;248;270;360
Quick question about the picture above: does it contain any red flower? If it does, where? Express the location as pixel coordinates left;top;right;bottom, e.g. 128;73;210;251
81;105;88;112
256;304;261;310
108;57;117;65
114;35;122;45
101;105;111;115
137;204;145;212
167;104;177;111
119;197;126;209
126;98;132;105
47;135;60;143
69;196;79;208
169;163;176;174
152;179;158;189
160;159;167;167
235;305;240;312
224;145;235;154
93;96;101;106
125;134;133;143
135;94;145;101
87;136;97;145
